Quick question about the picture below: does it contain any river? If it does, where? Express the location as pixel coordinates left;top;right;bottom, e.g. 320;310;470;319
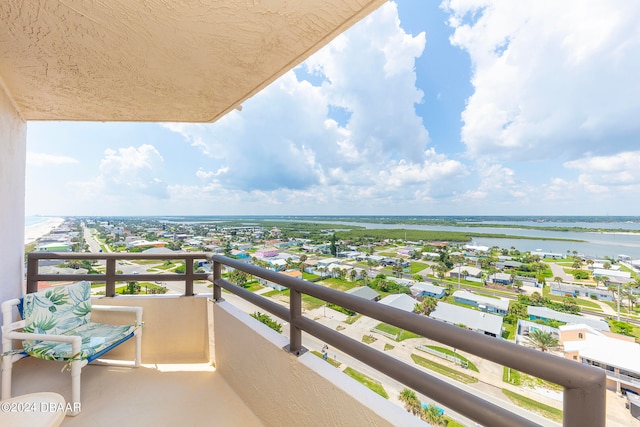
297;220;640;259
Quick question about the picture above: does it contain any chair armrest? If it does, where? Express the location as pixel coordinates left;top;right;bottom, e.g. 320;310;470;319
1;320;26;333
4;331;82;346
92;305;143;325
1;298;22;329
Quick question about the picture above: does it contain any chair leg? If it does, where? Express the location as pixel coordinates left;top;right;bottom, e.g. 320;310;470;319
134;330;141;367
1;356;13;400
68;360;81;416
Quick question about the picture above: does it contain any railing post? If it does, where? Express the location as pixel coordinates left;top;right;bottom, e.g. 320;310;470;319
26;254;39;293
213;261;222;301
563;375;606;427
288;289;304;356
185;257;194;296
105;257;116;297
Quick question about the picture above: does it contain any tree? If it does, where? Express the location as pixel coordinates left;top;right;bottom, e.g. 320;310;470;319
330;234;337;256
349;269;358;282
423;404;445;426
513;279;523;293
229;269;248;287
603;262;611;270
526;329;559;352
398;388;421;416
413;297;438;316
361;270;368;286
125;281;140;294
299;254;308;263
554;276;563;284
392;264;403;278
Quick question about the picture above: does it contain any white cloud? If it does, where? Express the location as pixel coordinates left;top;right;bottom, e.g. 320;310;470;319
74;144;169;200
27;152;78;167
163;2;467;210
444;0;640;161
565;151;640;194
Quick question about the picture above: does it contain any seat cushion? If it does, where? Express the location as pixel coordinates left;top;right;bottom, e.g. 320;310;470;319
23;321;138;362
22;282;92;336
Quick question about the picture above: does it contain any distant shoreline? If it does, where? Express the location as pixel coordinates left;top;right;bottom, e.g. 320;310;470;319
24;217;65;245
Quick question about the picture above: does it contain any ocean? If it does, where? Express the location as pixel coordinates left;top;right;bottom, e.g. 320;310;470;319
25;216;54;227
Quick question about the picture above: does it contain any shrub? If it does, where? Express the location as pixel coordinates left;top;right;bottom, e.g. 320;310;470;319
250;312;282;333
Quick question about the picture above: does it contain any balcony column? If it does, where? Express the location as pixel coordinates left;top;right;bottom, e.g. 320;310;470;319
0;83;27;345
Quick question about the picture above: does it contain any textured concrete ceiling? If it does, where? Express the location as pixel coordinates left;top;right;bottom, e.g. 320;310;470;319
0;0;385;122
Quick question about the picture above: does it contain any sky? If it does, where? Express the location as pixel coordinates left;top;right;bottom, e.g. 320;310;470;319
25;0;640;217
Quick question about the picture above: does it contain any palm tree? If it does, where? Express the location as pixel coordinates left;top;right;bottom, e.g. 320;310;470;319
414;297;438;316
398;388;421;416
349;269;357;282
526;329;559;352
361;270;368;286
554;276;563;285
423;404;445;426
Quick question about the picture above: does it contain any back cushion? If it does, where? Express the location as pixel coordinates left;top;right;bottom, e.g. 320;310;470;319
23;281;92;335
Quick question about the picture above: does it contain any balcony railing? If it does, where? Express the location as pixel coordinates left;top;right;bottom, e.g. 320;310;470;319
607;371;640;388
26;252;209;296
25;252;606;427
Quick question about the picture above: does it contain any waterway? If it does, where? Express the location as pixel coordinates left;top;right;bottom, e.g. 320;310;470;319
299;220;640;259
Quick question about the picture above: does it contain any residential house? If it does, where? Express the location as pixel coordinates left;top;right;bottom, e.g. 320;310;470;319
593;268;631;281
449;266;482;279
346;286;381;301
515;319;559;345
527;306;610;332
452;290;510;316
410;282;446;299
255;247;279;258
260;270;302;291
486;272;513;286
560;324;640;395
430;303;503;338
550;282;614;302
378;294;417;312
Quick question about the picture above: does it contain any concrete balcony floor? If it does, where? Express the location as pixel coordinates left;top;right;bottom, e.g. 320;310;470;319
10;357;263;426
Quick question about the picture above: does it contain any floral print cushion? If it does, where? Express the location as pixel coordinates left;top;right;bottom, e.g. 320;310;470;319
22;281;92;336
23;322;137;362
19;281;139;362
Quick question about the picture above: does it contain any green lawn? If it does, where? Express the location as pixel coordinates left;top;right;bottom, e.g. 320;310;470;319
362;335;377;344
311;351;341;368
410;354;478;384
408;261;429;274
302;272;321;281
373;323;421;341
502;322;516;340
503;367;521;385
419;345;479;372
320;277;359;292
501;389;563;423
343;367;389;399
258;288;325;310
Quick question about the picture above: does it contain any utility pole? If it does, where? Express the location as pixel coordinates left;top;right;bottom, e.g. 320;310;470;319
617;282;621;321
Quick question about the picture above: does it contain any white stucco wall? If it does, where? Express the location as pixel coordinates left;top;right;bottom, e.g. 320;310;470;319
90;295;211;363
212;300;425;427
0;83;26;342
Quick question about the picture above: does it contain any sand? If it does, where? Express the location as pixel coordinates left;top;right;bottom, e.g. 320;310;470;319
24;217;66;245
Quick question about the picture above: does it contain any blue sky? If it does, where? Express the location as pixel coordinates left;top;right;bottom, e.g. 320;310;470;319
25;1;640;216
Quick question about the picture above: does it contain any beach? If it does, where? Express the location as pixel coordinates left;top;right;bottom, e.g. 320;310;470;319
24;217;65;245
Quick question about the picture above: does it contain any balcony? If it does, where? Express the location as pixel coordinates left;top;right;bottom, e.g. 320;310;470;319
8;252;606;426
